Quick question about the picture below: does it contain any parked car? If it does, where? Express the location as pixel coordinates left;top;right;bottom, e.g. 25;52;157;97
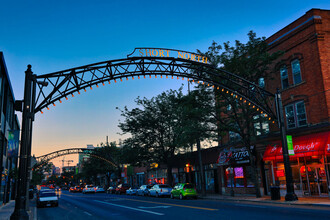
149;184;172;197
115;184;130;194
82;185;95;194
137;185;153;196
37;191;59;208
69;187;75;192
171;183;197;199
126;186;139;195
107;186;116;194
95;186;105;193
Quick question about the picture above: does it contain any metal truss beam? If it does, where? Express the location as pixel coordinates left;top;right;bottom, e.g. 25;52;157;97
35;56;277;121
34;148;117;169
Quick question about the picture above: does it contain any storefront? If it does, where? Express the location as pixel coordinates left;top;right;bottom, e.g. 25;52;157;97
263;131;330;197
218;147;257;194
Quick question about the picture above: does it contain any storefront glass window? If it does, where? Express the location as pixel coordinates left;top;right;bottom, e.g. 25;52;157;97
245;166;255;188
234;167;245;187
205;170;215;191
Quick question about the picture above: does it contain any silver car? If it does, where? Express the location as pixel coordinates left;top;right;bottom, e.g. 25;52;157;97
126;186;139;195
137;185;153;196
148;184;172;197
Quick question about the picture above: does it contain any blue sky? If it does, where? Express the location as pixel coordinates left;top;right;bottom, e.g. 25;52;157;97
1;0;329;167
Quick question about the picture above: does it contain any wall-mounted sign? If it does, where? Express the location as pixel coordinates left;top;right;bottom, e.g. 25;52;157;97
217;147;250;165
8;130;19;158
287;135;294;155
127;48;208;64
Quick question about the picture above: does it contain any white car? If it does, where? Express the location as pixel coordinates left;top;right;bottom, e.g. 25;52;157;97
37;191;58;208
95;186;105;193
82;185;95;194
126;187;139;195
149;184;172;197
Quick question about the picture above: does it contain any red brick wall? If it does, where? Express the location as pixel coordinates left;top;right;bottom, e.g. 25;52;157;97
266;9;330;128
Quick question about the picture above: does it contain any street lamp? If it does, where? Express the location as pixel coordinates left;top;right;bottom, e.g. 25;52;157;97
11;66;48;219
275;89;298;201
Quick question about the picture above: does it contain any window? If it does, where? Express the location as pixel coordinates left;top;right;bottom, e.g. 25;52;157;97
285;101;307;129
280;66;289;89
258;77;265;88
253;115;269;136
229;131;240;141
291;59;302;85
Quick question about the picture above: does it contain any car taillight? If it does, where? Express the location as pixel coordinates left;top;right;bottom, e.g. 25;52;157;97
161;189;163;192
183;188;186;191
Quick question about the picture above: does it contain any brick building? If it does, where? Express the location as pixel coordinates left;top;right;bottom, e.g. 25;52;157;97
262;9;330;197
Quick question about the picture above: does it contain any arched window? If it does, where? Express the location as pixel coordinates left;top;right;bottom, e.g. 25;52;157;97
291;59;302;85
280;66;289;89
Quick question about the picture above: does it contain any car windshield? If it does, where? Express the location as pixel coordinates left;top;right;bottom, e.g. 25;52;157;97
40;192;56;197
159;185;171;188
184;184;194;189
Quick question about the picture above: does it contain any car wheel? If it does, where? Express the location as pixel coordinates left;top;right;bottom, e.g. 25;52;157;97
148;192;151;197
179;193;184;200
170;193;174;199
156;193;159;198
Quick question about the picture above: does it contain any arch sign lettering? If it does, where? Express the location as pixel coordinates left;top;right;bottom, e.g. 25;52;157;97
127;47;208;64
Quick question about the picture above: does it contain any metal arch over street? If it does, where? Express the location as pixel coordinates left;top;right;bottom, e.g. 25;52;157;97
34;48;277;122
33;148;117;169
12;48;297;220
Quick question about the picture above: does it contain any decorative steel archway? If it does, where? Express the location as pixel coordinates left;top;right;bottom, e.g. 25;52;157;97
33;148;117;170
12;47;297;219
34;48;277;122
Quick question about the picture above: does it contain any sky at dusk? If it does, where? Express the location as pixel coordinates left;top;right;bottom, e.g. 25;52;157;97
1;0;329;168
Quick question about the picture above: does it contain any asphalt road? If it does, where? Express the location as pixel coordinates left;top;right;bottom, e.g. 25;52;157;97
37;191;330;220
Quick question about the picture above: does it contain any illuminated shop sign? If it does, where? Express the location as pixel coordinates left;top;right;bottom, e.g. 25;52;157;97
217;147;250;165
127;48;208;64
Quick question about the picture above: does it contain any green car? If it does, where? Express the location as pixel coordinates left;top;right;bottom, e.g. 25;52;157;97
170;183;198;199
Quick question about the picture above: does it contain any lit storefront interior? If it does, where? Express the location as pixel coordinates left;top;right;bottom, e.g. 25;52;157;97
263;131;330;197
218;147;257;194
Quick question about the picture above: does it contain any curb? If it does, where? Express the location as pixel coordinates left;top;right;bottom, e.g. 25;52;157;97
199;196;330;207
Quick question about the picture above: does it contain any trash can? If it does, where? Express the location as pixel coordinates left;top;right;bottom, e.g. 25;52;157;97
270;186;281;200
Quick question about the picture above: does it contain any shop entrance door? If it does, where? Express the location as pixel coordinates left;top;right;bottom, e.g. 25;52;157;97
300;165;328;196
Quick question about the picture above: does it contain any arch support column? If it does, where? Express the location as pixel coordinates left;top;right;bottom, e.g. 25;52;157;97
11;65;36;220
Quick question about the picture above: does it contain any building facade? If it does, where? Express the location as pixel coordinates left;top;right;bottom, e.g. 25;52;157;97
0;52;20;204
262;8;330;197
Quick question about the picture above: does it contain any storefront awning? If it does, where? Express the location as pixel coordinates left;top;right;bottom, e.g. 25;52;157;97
263;131;330;161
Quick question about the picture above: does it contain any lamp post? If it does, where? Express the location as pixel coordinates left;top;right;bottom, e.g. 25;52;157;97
11;65;35;219
275;89;298;201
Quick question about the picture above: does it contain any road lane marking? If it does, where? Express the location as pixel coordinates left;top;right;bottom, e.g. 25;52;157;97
94;200;164;216
122;198;218;211
84;211;92;216
138;206;171;209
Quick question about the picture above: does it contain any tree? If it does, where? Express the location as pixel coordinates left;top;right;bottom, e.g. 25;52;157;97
198;31;283;197
31;162;53;186
81;142;119;185
118;88;192;185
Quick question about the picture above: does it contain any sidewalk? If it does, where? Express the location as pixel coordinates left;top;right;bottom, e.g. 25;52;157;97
201;194;330;207
0;199;37;220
